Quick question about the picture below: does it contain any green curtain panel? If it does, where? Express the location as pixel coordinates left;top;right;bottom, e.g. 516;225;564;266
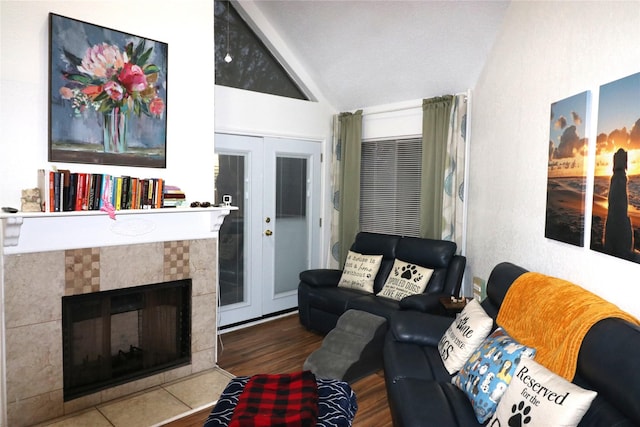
337;110;363;267
420;96;453;239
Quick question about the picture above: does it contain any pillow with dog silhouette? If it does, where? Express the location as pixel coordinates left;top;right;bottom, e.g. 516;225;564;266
377;258;433;301
438;299;494;374
452;327;537;423
337;251;383;294
487;358;597;427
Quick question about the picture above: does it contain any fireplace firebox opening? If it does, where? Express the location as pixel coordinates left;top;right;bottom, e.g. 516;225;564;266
62;279;192;401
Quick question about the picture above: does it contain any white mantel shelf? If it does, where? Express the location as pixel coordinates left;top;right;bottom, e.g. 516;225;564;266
1;206;237;255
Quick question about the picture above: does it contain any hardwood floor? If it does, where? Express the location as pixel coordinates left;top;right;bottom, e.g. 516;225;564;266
164;313;393;426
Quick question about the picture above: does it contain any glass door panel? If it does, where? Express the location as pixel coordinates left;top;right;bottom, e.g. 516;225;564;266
216;154;245;306
274;157;309;295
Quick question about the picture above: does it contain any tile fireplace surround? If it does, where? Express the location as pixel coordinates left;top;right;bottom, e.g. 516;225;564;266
0;207;233;427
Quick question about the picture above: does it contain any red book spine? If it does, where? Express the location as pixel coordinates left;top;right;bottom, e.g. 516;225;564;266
48;171;55;213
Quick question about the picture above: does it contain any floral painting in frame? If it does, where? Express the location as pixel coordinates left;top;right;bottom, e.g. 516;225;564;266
545;91;590;247
49;13;167;168
590;72;640;262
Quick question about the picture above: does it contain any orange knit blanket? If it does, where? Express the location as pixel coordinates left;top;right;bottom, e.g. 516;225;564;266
496;272;639;381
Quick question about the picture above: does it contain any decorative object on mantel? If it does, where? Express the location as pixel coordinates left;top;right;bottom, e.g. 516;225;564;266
48;13;168;168
20;188;42;212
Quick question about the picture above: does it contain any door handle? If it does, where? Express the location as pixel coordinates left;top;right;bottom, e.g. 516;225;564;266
265;230;273;236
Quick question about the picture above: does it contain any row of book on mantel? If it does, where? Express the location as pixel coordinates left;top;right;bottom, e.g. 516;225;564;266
37;169;186;212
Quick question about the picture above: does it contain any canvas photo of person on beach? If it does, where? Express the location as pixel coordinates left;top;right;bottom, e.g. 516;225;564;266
545;91;590;247
590;72;640;263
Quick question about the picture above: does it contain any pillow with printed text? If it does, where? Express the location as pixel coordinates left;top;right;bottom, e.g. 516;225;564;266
377;258;433;301
337;251;383;294
438;299;494;374
487;358;597;427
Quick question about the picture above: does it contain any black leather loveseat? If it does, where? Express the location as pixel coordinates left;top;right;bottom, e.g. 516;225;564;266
298;232;466;334
383;262;640;426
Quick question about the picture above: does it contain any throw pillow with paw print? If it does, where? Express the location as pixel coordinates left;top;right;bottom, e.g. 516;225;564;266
487;358;596;427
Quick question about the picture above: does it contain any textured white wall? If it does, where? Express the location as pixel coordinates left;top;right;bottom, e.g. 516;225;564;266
0;0;216;207
468;1;640;317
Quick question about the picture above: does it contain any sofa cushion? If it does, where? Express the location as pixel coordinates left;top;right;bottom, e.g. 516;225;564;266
377;258;433;301
346;294;401;321
386;379;479;427
395;237;456;293
452;327;536;423
576;317;640;425
489;358;597;427
384;336;452;384
351;232;401;293
337;251;382;293
438;299;493;374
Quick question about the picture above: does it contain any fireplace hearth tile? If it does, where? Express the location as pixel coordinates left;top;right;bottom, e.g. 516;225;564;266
163;368;233;409
45;408;113;427
162;363;193;383
99;371;164;404
97;388;190;427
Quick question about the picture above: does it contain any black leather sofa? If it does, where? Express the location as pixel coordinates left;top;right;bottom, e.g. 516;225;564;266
298;232;466;334
383;262;640;426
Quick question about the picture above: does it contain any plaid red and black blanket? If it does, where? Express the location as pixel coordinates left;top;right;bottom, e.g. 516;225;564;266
229;371;319;427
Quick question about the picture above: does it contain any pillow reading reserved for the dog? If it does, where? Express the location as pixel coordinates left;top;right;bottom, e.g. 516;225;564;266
488;358;597;427
377;259;433;301
438;299;494;374
337;251;383;294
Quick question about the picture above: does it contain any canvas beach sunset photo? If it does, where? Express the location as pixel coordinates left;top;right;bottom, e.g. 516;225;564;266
545;91;590;247
590;72;640;262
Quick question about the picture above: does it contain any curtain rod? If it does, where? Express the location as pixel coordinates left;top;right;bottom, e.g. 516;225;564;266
361;92;468;117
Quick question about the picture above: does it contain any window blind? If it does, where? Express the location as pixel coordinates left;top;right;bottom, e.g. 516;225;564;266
360;138;422;237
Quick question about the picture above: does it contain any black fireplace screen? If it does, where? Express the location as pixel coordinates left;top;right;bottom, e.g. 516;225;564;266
62;279;191;401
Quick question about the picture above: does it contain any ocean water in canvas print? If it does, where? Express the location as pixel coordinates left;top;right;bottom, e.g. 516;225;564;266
545;91;590;247
590;72;640;262
49;14;167;167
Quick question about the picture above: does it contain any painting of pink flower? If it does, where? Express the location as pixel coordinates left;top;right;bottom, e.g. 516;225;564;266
118;63;147;92
103;81;124;101
77;43;126;79
149;97;164;117
50;13;167;168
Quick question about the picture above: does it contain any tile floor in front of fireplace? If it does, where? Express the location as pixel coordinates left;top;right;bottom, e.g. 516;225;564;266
37;367;234;427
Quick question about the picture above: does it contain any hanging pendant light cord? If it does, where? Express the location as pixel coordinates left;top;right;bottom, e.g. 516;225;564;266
225;1;233;63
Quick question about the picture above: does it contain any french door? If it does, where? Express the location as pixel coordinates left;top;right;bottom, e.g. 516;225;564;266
215;133;322;327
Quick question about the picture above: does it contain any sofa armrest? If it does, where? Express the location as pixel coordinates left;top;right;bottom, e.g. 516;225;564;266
299;269;343;287
389;310;453;347
443;255;466;296
399;293;446;313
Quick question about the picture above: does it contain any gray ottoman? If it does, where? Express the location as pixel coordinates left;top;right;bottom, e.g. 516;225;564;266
303;309;387;383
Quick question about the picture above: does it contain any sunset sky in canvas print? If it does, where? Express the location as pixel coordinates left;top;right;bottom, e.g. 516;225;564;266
545;91;590;247
594;72;640;177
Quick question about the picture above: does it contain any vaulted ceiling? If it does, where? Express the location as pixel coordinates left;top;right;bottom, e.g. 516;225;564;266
249;0;510;111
